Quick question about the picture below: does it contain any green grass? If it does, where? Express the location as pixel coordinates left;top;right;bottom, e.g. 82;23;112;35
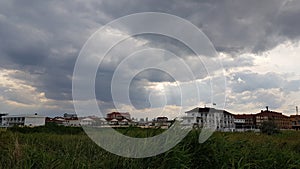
1;125;300;169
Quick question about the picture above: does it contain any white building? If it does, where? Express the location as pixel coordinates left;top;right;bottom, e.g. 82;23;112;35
65;119;80;126
182;107;235;131
80;117;95;126
2;114;46;127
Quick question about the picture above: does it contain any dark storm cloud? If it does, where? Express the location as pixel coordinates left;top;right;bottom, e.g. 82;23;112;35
0;0;300;114
97;0;300;54
0;0;108;103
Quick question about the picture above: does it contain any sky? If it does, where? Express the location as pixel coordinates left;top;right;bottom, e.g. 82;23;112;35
0;0;300;119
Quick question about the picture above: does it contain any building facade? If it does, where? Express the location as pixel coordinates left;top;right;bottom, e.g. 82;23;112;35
234;114;256;129
106;112;131;126
0;113;8;126
182;107;235;131
2;114;46;127
255;109;291;129
106;112;131;121
290;115;300;130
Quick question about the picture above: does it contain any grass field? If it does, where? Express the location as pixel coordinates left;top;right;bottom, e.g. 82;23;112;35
1;125;300;169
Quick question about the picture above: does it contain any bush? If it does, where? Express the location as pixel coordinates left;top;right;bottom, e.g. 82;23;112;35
260;121;280;135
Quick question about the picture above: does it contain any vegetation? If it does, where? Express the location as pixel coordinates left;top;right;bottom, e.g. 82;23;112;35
260;120;280;135
1;125;300;169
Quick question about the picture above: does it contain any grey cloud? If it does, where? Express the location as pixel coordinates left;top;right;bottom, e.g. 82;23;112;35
0;0;300;115
229;71;300;95
230;71;285;93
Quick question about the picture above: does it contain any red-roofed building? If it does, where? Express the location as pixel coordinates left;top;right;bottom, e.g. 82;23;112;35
234;114;256;129
106;112;131;120
106;112;131;125
290;115;300;130
256;107;291;129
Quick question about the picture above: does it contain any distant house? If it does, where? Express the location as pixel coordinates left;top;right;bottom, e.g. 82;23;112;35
182;107;235;131
153;117;173;129
234;114;256;130
109;118;119;125
106;112;131;120
290;115;300;130
156;117;168;122
80;117;95;126
0;113;8;126
106;112;131;126
255;107;291;129
119;119;129;125
2;114;46;127
46;116;80;127
46;117;66;125
64;118;80;127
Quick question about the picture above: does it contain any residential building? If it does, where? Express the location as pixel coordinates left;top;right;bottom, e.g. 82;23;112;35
182;107;235;131
289;115;300;130
106;112;131;120
153;117;173;129
80;117;96;126
234;114;256;129
2;114;46;127
255;107;291;129
0;113;8;126
106;112;131;126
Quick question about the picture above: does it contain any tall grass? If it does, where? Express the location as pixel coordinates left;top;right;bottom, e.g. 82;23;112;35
1;126;300;169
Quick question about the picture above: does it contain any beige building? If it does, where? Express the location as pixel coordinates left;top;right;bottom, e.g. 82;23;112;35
182;107;235;131
2;114;46;127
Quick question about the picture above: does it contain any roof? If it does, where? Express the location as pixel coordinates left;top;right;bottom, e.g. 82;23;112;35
107;112;130;115
186;107;234;115
234;114;256;119
98;118;107;121
81;118;95;121
157;117;168;119
3;114;46;118
256;110;289;118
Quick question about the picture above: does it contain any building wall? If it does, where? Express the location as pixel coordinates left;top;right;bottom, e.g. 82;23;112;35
2;115;46;127
2;116;25;126
183;107;235;131
24;117;46;127
107;112;131;121
256;110;291;129
290;115;300;129
234;114;256;129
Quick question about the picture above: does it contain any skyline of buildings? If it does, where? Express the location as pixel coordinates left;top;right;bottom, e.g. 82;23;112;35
2;105;300;131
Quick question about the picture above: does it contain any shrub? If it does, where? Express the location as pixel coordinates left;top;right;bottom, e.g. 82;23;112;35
260;121;280;135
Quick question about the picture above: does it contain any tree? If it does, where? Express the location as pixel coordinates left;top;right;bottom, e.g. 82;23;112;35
260;120;280;135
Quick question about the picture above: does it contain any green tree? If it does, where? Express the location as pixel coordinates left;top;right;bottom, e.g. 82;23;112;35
260;120;280;135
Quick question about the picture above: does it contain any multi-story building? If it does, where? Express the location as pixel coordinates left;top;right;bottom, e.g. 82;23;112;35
153;117;173;129
289;115;300;130
290;106;300;130
255;107;291;129
182;107;235;131
2;114;46;127
106;112;131;125
234;114;256;129
0;113;8;126
106;112;131;120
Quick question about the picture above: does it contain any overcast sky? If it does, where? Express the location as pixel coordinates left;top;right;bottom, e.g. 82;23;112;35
1;0;300;118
